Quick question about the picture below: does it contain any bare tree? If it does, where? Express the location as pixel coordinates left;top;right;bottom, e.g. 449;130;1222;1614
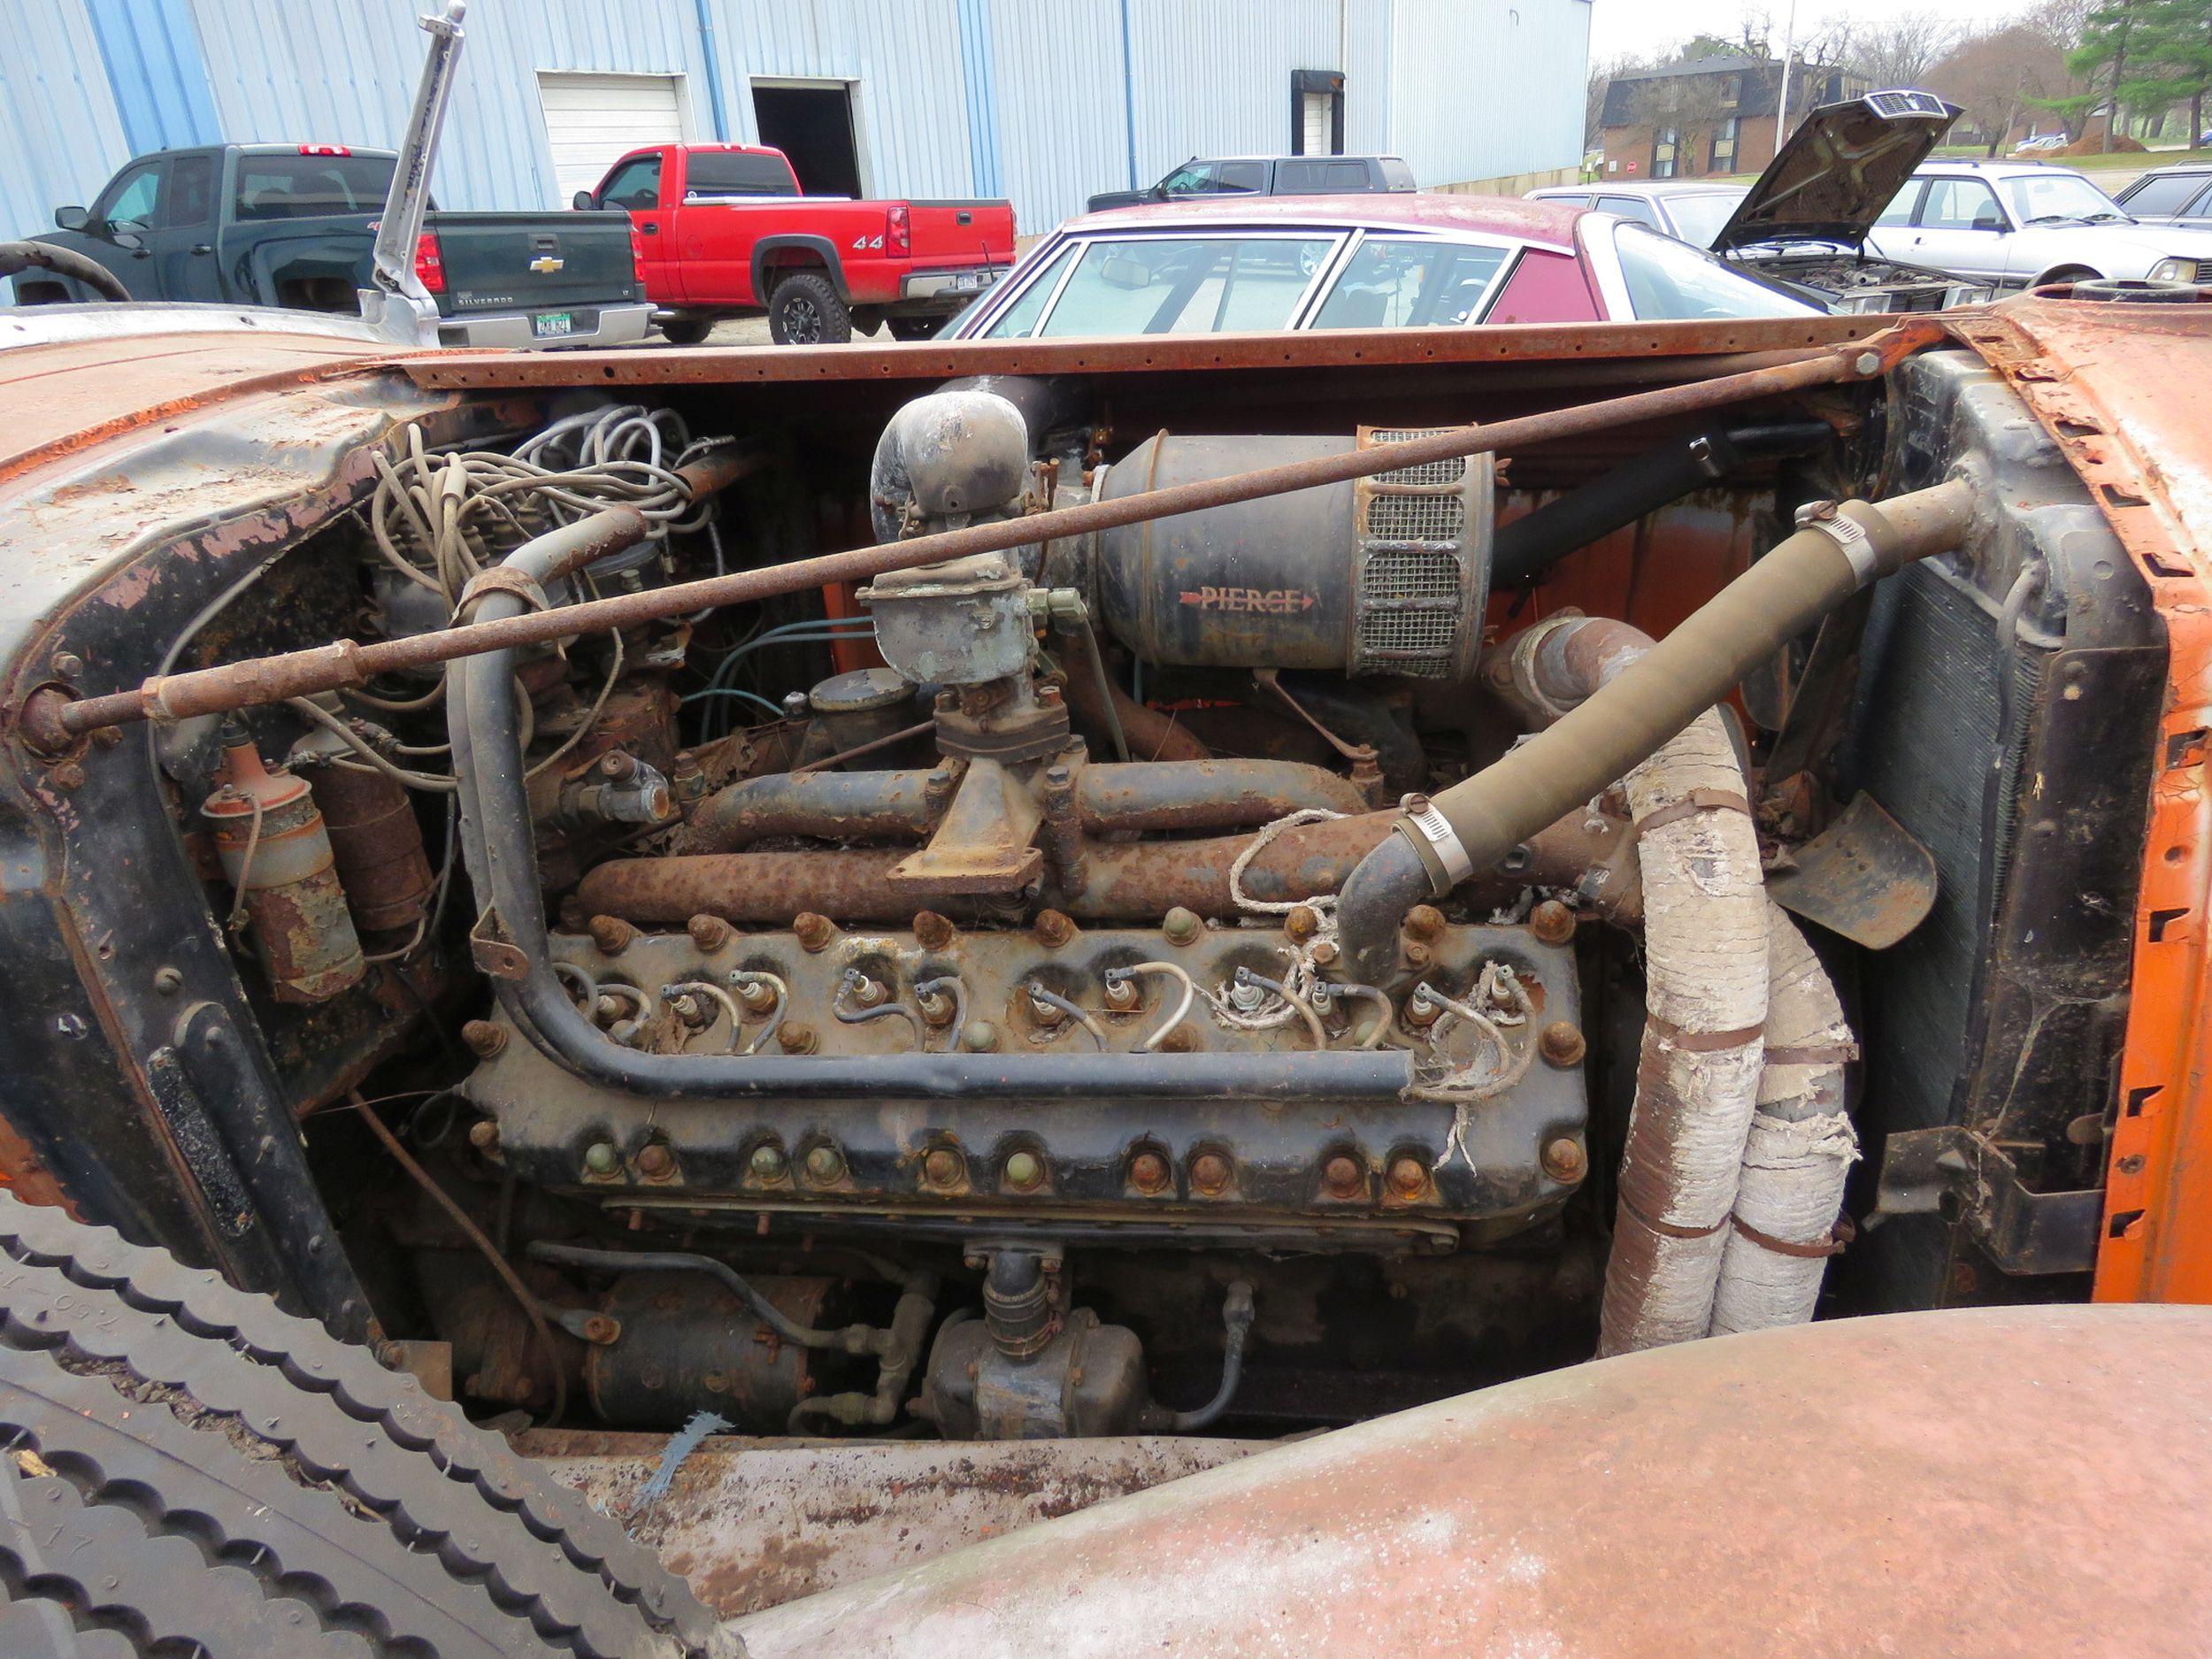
1848;12;1960;88
1930;26;2074;152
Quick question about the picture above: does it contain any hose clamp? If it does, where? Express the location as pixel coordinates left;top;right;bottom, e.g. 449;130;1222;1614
1793;500;1879;584
1399;793;1474;886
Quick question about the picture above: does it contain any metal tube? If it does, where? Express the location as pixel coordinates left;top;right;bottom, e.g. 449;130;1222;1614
1075;760;1368;832
690;768;944;853
34;337;1908;747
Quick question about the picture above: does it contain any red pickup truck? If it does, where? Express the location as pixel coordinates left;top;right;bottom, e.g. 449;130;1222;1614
576;143;1015;344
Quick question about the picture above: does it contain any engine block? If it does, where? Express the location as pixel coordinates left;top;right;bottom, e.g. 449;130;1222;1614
460;913;1587;1250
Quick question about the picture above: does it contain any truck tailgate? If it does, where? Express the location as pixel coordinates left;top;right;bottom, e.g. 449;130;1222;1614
429;211;639;316
906;201;1015;266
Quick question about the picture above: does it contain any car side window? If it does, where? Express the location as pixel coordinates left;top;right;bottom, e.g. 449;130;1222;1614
1317;161;1370;191
979;243;1076;338
600;157;663;211
96;161;164;232
2119;172;2210;217
1216;161;1266;193
1160;163;1214;196
1029;236;1335;336
1874;180;1924;227
1917;178;2005;231
165;154;216;227
1598;195;1662;227
1311;237;1510;328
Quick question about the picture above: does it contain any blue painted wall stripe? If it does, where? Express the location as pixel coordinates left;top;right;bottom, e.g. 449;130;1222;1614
955;0;1001;198
83;0;220;153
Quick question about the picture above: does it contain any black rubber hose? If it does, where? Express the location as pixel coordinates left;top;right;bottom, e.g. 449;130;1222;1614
1163;1279;1256;1432
526;1241;865;1351
0;240;131;302
1492;422;1832;587
449;511;1413;1102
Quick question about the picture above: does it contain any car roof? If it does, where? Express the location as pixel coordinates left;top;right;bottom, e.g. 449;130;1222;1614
1064;192;1585;250
1539;182;1745;198
1184;154;1402;164
1916;160;2066;176
2131;162;2212;176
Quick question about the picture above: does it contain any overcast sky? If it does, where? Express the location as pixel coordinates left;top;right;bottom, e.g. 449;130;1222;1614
1587;0;2041;65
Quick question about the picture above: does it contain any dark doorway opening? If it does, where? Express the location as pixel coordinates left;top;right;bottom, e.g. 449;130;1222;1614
753;83;863;197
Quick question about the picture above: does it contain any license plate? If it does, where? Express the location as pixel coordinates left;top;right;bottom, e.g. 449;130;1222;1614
532;311;574;339
952;269;997;293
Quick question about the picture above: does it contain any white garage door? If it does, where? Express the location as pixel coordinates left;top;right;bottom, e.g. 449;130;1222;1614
537;72;689;202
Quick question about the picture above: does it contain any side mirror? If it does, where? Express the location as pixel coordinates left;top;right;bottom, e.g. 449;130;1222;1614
1151;184;1171;200
53;205;88;231
571;189;596;211
1972;209;2006;232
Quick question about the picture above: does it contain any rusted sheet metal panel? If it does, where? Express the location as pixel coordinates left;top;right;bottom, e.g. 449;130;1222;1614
736;1304;2212;1656
519;1432;1262;1617
1942;300;2212;1305
391;314;1897;391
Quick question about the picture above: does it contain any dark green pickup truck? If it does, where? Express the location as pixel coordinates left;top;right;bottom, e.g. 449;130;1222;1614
11;142;653;348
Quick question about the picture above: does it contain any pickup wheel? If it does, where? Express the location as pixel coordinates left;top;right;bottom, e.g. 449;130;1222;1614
0;1187;735;1659
886;315;941;341
768;271;851;345
658;316;713;345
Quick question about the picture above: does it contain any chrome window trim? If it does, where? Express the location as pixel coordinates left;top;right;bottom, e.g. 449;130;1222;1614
1022;228;1352;338
1292;228;1528;329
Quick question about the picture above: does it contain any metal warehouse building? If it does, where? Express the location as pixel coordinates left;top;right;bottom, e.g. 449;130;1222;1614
1;0;1590;245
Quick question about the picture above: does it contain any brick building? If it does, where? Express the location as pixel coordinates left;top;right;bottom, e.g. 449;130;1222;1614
1600;54;1869;182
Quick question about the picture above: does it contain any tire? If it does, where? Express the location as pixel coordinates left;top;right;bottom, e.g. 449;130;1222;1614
766;272;850;345
885;315;941;342
2032;265;2100;291
0;1188;735;1659
658;316;713;346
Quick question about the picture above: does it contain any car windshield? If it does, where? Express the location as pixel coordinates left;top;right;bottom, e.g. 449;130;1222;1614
1664;190;1748;246
2004;172;2131;225
985;234;1339;337
1610;223;1822;320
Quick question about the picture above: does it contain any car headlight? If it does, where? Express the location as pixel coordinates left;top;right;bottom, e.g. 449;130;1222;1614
2150;257;2194;283
1947;284;1995;306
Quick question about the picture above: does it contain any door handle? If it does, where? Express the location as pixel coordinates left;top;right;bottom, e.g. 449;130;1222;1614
190;243;212;255
131;247;151;258
641;221;658;234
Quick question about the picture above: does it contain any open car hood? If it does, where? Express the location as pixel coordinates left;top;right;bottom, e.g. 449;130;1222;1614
1713;89;1960;254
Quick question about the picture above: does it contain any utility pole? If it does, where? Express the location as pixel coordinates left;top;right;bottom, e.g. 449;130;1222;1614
1773;0;1801;164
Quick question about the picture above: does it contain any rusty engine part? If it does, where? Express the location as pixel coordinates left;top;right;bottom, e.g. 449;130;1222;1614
299;760;435;941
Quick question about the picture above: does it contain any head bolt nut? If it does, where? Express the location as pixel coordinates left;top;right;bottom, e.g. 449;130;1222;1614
913;910;956;951
923;1147;964;1188
1309;938;1340;966
50;761;84;792
1386;1155;1429;1199
1403;904;1447;943
586;915;636;956
959;1020;998;1052
1162;906;1202;947
793;912;835;953
1541;1136;1589;1183
1539;1021;1587;1067
1003;1150;1045;1191
1033;909;1076;948
461;1018;508;1058
778;1021;819;1055
467;1119;501;1154
1322;1154;1365;1199
1129;1150;1171;1194
1529;898;1577;947
151;965;185;996
1285;904;1322;943
687;914;733;952
582;1141;621;1178
804;1144;846;1184
749;1143;787;1180
49;651;82;679
1189;1150;1233;1196
635;1142;676;1180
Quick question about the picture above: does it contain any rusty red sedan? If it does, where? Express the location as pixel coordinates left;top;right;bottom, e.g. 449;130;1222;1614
944;192;1821;339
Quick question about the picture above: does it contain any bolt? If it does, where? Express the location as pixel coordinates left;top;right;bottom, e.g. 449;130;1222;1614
1528;898;1577;947
1855;349;1883;376
467;1119;500;1153
1285;904;1321;943
151;965;184;996
687;914;733;952
1403;904;1446;943
793;912;834;953
586;915;636;956
913;910;956;951
1386;1155;1429;1198
1189;1151;1233;1196
1309;938;1340;966
50;761;84;792
1037;683;1064;708
461;1018;508;1058
49;651;82;679
1129;1150;1171;1194
779;1022;818;1055
635;1142;675;1180
580;1314;620;1345
599;751;628;778
583;1141;620;1178
804;1144;846;1184
1162;906;1202;946
1004;1150;1045;1191
959;1020;998;1052
1322;1154;1365;1199
1540;1137;1588;1184
92;726;121;749
1402;941;1433;971
923;1147;964;1188
1540;1021;1586;1067
749;1143;787;1179
1033;909;1076;948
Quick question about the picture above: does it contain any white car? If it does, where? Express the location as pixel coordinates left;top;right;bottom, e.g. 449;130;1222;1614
1865;161;2212;290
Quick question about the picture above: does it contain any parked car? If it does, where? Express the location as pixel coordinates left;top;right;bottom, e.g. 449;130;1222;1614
1865;159;2212;289
942;193;1819;342
1532;93;1990;314
576;143;1015;344
1086;154;1415;214
9;142;651;347
2111;162;2212;225
2015;134;2070;154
